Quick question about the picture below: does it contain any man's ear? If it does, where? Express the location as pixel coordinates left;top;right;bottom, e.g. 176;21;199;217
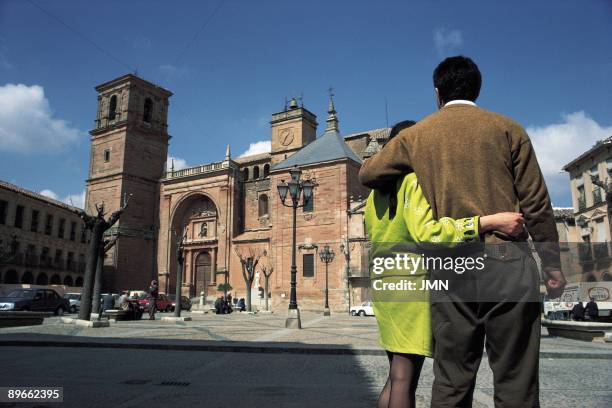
434;88;443;109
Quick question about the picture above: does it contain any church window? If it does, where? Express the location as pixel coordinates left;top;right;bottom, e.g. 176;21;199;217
108;95;117;121
253;166;260;179
303;254;314;277
143;98;153;123
303;191;314;213
243;168;249;181
258;195;269;217
103;149;110;162
263;164;270;178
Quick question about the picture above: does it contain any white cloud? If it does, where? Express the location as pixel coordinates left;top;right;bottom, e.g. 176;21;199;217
0;84;80;153
39;189;58;200
239;140;271;157
527;111;612;203
167;155;188;171
39;189;86;209
434;28;463;56
158;64;190;78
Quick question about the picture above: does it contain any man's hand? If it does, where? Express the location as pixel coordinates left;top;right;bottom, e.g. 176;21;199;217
543;269;566;299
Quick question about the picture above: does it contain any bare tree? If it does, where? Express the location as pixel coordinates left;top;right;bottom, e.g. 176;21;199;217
260;265;273;311
234;247;262;312
78;195;129;321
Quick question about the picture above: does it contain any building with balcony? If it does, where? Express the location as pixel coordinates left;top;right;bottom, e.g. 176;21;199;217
0;181;88;288
563;136;612;281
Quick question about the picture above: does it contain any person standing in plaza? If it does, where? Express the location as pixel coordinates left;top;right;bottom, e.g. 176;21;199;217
360;56;566;407
586;298;599;321
147;280;159;320
571;301;585;321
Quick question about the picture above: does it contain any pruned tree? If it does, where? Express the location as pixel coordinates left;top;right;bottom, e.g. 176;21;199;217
79;195;130;321
260;265;273;311
234;247;262;312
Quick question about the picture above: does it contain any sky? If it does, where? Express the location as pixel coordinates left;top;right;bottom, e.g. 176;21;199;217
0;0;611;208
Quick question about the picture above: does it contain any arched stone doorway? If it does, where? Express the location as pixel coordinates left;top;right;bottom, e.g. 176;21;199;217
4;270;18;284
50;274;61;285
75;276;84;287
36;273;48;285
21;271;34;284
64;276;74;286
168;193;219;296
195;252;212;297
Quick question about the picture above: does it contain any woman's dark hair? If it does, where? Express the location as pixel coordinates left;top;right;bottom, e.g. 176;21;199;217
433;56;481;103
388;120;416;141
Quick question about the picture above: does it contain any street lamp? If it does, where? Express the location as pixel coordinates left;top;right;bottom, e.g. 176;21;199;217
174;230;187;318
319;244;335;316
277;165;315;329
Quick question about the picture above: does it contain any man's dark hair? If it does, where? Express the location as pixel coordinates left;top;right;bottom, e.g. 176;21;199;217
388;120;416;141
433;56;481;103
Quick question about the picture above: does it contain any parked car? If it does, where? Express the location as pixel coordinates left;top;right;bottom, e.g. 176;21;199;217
350;301;375;317
168;295;192;311
64;292;81;313
0;288;70;315
136;293;174;312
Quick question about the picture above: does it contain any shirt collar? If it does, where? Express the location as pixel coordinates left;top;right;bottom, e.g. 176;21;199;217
444;100;477;107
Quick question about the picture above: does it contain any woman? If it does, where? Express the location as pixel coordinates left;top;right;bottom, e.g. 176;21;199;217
365;122;525;408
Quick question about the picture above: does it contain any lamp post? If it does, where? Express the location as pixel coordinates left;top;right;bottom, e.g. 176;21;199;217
340;241;352;313
319;244;335;316
174;230;186;318
277;165;315;329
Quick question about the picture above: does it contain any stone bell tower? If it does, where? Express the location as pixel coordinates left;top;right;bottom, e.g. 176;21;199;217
270;97;318;165
86;74;172;291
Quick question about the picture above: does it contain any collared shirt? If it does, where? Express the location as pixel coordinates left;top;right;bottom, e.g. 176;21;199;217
444;100;477;107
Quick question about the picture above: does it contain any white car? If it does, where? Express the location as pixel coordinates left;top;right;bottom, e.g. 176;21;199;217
64;292;81;313
350;301;375;317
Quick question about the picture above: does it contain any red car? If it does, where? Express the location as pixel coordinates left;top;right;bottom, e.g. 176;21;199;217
136;293;174;312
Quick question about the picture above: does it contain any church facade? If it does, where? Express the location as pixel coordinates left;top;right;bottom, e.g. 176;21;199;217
86;74;392;311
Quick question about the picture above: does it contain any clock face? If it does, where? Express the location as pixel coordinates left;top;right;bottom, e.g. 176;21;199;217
280;128;294;146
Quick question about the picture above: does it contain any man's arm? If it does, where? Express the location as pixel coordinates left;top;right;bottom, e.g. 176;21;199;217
359;135;413;190
512;128;565;275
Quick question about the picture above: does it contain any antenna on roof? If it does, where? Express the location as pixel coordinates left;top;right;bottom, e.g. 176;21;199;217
299;92;304;108
284;96;288;111
385;97;389;128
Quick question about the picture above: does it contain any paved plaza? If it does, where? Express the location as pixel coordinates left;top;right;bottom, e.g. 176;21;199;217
0;311;611;407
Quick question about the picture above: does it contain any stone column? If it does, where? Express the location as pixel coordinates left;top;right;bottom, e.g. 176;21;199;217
212;247;218;285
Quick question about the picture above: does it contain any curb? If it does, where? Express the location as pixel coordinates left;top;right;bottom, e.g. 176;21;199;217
0;337;610;359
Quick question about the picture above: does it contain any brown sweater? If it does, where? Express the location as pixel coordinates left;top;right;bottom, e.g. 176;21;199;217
359;104;560;270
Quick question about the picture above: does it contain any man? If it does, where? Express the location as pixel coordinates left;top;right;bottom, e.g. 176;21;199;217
147;280;159;320
586;298;599;321
571;301;585;321
359;56;566;407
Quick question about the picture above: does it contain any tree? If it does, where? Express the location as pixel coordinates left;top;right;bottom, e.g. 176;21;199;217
234;247;262;312
78;196;129;321
92;234;119;318
260;265;273;311
217;283;233;293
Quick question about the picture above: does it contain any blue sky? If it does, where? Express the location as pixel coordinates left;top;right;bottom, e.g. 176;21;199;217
0;0;611;207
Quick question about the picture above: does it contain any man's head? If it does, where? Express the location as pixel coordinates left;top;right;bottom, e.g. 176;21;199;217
433;56;482;108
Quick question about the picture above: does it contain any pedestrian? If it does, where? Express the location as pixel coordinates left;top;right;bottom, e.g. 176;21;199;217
214;296;224;314
237;297;246;312
571;301;585;321
147;280;159;320
586;298;599;321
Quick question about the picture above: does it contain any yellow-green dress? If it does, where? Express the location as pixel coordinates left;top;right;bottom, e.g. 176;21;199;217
364;173;480;356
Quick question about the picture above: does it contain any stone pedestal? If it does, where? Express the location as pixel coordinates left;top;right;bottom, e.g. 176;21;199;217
285;308;301;329
75;319;110;328
323;307;331;317
161;316;192;323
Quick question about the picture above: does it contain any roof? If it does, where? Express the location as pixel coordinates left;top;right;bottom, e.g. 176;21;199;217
0;180;84;214
562;136;612;171
272;128;363;170
233;152;271;165
344;127;391;141
553;207;574;220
